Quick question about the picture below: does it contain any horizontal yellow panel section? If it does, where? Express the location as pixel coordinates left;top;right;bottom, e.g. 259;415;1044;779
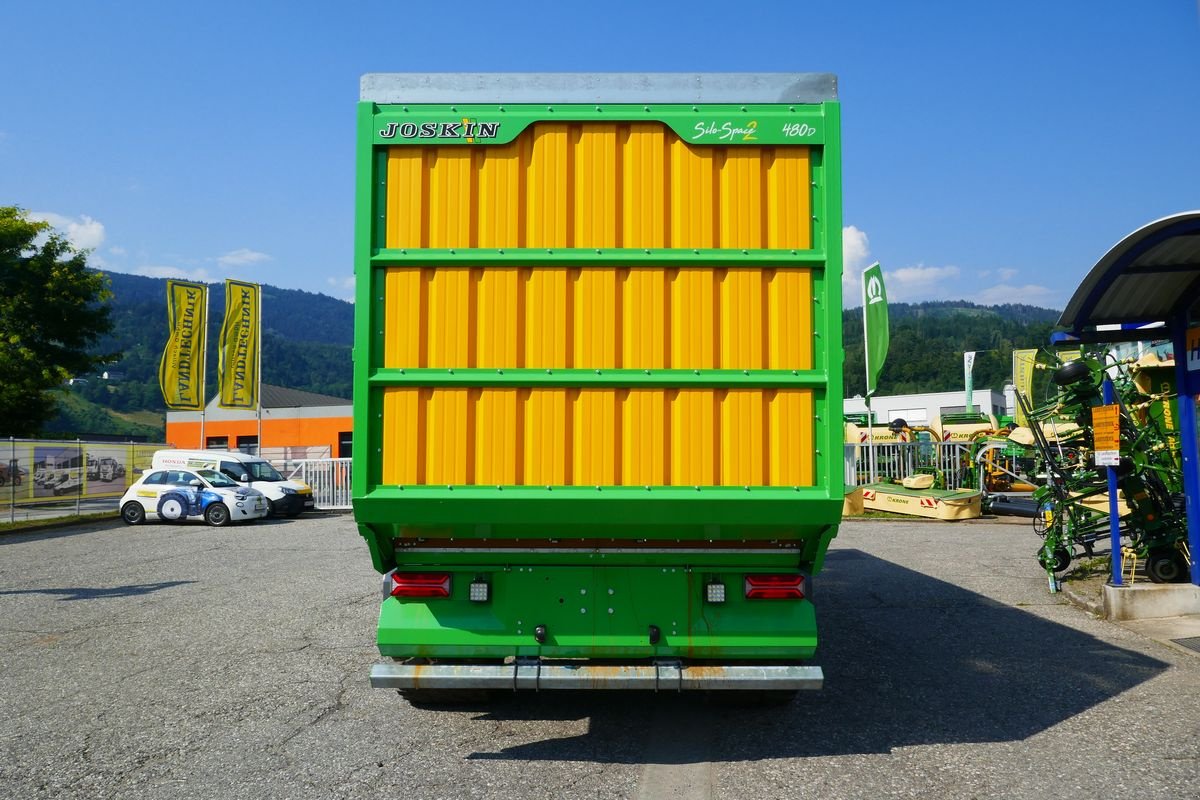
384;123;811;250
380;388;815;487
382;267;812;371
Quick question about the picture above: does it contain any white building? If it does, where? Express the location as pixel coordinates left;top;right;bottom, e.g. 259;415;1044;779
844;389;1008;427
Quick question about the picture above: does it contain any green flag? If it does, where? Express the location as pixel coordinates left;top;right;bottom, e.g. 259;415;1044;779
862;262;889;398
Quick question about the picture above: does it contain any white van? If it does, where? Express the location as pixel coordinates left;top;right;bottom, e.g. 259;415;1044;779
151;450;315;517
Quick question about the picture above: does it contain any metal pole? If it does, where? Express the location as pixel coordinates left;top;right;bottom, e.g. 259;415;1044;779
201;285;210;448
75;439;82;517
1179;392;1200;586
1171;317;1200;585
1103;379;1122;586
9;437;15;524
866;398;877;484
256;283;262;456
862;275;876;484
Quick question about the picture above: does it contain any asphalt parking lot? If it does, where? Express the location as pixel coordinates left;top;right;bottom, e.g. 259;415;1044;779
1;513;1197;800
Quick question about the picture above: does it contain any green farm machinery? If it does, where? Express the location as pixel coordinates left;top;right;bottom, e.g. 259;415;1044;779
1016;351;1189;590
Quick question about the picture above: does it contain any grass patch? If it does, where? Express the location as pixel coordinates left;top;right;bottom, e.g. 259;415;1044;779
112;408;165;429
1061;555;1111;583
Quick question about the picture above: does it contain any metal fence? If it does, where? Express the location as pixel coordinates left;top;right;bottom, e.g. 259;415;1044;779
1;441;353;521
845;441;975;490
6;439;983;521
260;445;332;462
2;438;167;523
286;445;980;511
286;458;353;510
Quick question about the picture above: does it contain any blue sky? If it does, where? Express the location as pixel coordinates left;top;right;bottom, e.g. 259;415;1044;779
2;1;1198;308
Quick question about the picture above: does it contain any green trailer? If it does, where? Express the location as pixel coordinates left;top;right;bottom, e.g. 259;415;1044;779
353;73;844;698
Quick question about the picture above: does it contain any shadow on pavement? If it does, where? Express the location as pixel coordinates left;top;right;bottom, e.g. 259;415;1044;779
455;548;1168;762
0;580;195;601
0;514;302;545
0;526;115;545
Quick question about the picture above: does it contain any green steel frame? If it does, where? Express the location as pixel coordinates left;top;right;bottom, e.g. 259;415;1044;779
353;101;844;577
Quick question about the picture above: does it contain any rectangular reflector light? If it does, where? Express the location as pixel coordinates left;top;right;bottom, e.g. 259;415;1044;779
744;574;805;599
390;572;451;598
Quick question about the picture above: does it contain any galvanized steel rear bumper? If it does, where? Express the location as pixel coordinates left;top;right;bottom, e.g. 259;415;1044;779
370;659;823;691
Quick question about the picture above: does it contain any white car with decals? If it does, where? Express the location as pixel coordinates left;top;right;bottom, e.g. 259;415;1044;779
119;468;269;527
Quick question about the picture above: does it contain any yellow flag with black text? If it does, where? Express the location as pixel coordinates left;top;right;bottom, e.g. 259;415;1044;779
158;280;208;410
1012;348;1039;426
218;279;260;409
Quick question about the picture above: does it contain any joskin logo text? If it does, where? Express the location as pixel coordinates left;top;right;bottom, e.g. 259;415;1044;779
379;121;500;141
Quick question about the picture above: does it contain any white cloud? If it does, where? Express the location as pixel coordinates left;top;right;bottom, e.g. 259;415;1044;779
29;211;106;250
109;246;128;257
841;225;875;303
831;228;1049;307
883;264;962;303
134;265;214;283
218;248;271;268
843;225;871;275
974;283;1056;306
326;275;355;302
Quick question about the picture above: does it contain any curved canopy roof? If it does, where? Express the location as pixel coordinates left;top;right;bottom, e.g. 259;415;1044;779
1059;211;1200;332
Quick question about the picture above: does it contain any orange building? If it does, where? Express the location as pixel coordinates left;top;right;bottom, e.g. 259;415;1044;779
165;384;352;459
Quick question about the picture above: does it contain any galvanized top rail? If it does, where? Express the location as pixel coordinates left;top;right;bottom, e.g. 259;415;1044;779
360;72;838;104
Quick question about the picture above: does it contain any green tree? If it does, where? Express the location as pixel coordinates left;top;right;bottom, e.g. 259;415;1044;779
0;206;116;436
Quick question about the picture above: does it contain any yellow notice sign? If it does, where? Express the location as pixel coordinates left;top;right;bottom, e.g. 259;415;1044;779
1092;404;1121;466
1188;326;1200;372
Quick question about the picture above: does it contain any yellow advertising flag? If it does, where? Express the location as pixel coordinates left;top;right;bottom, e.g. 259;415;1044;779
218;280;261;409
1012;348;1039;427
158;280;208;410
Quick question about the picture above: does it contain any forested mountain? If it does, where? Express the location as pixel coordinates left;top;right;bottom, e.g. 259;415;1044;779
46;272;354;438
47;273;1061;438
101;271;352;399
842;301;1060;397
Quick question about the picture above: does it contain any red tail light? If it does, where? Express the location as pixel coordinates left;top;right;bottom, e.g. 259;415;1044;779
744;574;805;599
390;572;451;598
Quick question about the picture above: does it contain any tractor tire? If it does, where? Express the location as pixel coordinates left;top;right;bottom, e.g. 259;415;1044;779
1038;546;1071;573
1146;550;1188;584
1053;360;1091;387
1051;547;1072;573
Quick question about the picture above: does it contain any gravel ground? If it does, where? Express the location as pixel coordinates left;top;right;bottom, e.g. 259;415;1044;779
1;514;1196;800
